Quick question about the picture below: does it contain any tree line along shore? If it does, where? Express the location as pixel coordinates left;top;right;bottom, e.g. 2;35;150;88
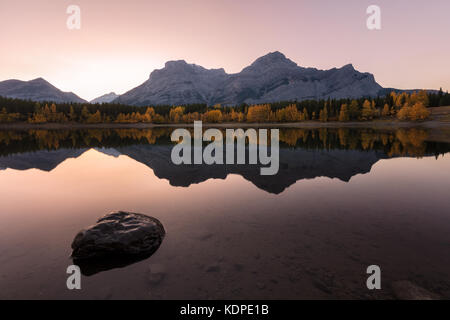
0;89;449;125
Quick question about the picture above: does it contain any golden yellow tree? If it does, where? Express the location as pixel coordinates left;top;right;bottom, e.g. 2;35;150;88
169;106;185;123
203;109;223;123
319;107;328;122
416;90;429;107
302;108;309;120
381;104;390;117
397;104;411;120
87;110;102;123
409;102;430;121
339;104;349;122
247;104;271;122
361;100;375;120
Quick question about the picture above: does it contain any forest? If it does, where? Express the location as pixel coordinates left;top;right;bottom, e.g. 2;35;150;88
0;89;449;125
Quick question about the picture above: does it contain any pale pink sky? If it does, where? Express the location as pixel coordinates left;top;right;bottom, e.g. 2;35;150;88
0;0;449;100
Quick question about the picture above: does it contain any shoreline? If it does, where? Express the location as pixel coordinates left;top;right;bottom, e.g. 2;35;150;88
0;119;450;130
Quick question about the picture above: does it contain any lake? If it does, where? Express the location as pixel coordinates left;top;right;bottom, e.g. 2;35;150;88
0;127;450;299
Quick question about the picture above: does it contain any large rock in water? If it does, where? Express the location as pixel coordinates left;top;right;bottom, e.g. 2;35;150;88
71;211;165;259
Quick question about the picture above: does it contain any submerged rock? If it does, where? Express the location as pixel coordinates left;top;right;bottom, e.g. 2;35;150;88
391;281;440;300
71;211;165;260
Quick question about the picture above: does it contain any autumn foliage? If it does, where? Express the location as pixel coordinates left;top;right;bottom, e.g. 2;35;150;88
0;89;445;124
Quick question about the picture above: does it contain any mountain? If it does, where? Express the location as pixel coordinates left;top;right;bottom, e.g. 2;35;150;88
90;92;119;104
115;61;228;106
0;78;86;103
115;51;383;106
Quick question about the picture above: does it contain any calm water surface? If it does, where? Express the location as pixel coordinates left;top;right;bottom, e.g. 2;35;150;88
0;127;449;299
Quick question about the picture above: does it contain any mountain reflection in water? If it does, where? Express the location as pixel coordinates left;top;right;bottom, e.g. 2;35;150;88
0;127;449;194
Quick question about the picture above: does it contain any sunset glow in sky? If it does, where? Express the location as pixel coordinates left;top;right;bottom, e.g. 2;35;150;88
1;0;449;101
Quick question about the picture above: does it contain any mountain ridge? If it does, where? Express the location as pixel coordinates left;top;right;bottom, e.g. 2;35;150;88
0;52;439;106
0;78;87;103
90;92;119;104
115;51;384;106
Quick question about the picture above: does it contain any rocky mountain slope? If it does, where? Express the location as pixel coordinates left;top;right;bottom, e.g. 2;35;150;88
90;92;119;104
115;51;383;106
0;78;86;103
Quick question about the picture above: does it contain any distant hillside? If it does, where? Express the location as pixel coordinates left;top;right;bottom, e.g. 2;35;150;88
0;78;86;103
90;92;119;104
